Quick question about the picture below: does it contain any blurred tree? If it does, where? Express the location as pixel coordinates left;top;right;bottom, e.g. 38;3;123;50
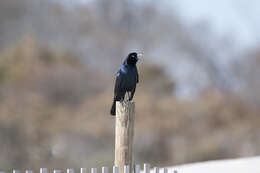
139;64;175;97
232;48;260;106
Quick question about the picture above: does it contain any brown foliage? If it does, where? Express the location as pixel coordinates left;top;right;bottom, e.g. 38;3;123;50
0;39;260;169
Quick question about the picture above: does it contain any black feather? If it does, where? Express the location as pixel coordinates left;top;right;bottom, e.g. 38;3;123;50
110;52;139;116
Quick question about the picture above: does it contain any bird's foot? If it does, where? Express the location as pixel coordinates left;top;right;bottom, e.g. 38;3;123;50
127;98;133;102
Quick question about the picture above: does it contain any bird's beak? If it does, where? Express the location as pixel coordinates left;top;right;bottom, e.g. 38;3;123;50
137;53;143;60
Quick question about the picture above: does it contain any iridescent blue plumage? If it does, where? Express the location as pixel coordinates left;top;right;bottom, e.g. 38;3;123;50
110;52;139;116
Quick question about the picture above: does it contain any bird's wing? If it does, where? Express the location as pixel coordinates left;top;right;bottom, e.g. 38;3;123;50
137;70;139;83
134;66;139;83
114;70;122;93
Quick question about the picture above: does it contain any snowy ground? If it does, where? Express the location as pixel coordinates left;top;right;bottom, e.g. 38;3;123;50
167;156;260;173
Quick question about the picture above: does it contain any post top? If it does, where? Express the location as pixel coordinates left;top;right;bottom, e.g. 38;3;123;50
116;101;135;113
116;100;135;105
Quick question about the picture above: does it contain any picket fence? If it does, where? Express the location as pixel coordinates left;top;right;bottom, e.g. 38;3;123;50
1;164;178;173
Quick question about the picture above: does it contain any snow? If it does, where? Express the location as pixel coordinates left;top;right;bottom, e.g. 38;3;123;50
168;156;260;173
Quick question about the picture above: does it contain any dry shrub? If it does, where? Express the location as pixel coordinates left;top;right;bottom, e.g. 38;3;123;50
0;41;260;168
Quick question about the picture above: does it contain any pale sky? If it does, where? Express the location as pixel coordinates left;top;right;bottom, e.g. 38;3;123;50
70;0;260;48
173;0;260;48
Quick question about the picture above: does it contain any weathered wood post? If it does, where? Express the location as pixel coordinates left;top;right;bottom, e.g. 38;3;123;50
115;101;135;173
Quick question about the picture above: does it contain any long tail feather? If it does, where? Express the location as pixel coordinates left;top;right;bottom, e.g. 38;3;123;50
110;99;116;116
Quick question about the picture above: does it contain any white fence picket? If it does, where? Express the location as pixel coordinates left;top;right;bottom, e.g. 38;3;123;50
113;166;119;173
40;168;48;173
144;164;150;173
134;165;140;173
153;167;159;173
102;167;108;173
123;165;129;173
81;168;87;173
6;162;175;173
91;168;97;173
67;169;74;173
54;170;62;173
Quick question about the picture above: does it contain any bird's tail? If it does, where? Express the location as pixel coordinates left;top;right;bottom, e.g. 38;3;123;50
110;99;116;116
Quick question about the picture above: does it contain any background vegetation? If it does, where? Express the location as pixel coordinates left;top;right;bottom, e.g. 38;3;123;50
0;0;260;170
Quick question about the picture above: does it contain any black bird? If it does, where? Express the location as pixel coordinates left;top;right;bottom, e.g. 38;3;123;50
110;52;140;116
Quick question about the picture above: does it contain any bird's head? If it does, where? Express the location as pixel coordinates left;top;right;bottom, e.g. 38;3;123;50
126;52;142;66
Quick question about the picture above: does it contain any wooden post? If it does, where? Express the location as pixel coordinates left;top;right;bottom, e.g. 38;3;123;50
115;101;135;173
